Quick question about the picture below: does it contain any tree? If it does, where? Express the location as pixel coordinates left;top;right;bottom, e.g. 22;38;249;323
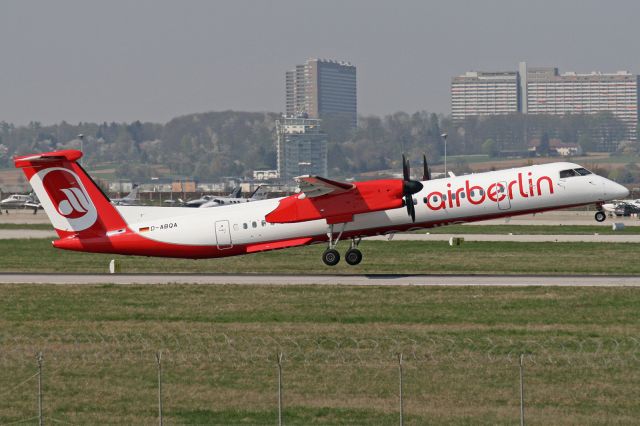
481;138;498;157
538;132;551;156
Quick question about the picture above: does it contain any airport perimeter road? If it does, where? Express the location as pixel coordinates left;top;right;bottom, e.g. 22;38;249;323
2;273;640;286
370;233;640;243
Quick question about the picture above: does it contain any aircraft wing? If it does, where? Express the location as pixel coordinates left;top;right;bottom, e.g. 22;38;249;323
266;177;405;224
295;175;355;198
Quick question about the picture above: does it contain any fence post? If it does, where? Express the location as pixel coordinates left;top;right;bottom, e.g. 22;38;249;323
156;351;163;426
37;352;43;426
398;353;404;426
519;354;525;426
277;352;283;426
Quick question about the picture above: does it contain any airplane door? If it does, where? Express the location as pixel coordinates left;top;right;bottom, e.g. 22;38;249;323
214;220;233;249
496;181;511;210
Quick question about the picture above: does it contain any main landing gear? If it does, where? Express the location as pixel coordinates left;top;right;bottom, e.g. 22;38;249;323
322;224;363;266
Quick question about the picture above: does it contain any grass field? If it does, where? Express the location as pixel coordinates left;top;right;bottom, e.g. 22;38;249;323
0;238;639;275
422;224;640;235
0;284;639;424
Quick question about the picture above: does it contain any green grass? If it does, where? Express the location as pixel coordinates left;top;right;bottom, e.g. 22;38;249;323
0;223;53;230
0;238;639;275
421;224;640;235
1;284;640;424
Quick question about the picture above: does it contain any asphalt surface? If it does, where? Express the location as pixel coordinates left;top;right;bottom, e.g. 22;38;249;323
1;273;640;286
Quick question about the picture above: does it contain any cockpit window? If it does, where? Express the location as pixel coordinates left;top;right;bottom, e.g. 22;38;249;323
560;169;578;178
574;168;592;176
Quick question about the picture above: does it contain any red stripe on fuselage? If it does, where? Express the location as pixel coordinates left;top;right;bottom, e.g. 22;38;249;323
51;202;591;259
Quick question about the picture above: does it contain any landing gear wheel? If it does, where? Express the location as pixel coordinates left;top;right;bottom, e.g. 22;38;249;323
345;248;363;266
595;211;606;222
322;249;341;266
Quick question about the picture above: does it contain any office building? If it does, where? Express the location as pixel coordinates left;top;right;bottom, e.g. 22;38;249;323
452;62;640;141
276;117;328;182
285;58;357;128
451;71;520;120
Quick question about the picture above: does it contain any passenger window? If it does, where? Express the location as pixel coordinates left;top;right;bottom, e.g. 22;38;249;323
560;169;577;178
261;220;266;227
252;221;257;228
413;198;417;205
574;168;592;176
432;196;438;202
470;190;475;197
460;192;466;199
442;195;447;201
451;193;456;200
243;223;248;229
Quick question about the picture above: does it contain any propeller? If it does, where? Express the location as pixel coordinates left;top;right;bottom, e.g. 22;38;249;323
422;154;431;181
402;155;424;222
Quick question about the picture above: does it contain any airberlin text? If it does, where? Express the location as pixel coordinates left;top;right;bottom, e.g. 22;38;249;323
424;172;554;211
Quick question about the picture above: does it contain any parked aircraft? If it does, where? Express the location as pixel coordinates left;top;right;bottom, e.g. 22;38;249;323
184;186;242;208
602;199;640;217
199;186;265;208
14;150;628;265
0;193;40;209
110;185;140;206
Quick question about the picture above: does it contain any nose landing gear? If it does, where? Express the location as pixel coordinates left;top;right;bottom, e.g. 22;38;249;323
594;204;606;222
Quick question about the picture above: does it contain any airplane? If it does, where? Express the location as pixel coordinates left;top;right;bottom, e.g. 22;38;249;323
14;150;628;266
183;186;242;208
0;192;39;209
110;185;140;206
199;186;265;208
602;199;640;217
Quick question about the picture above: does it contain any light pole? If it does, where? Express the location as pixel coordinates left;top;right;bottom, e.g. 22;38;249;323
78;133;84;166
441;133;448;177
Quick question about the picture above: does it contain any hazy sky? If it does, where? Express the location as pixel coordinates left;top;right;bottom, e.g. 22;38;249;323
2;0;640;125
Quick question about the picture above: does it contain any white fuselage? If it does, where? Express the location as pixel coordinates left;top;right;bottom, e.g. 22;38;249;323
115;162;627;250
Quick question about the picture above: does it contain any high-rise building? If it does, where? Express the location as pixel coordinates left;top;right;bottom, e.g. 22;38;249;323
285;58;357;128
451;62;640;141
451;71;520;120
524;66;639;141
276;117;328;182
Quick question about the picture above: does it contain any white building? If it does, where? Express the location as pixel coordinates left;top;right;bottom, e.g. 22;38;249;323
452;62;640;142
451;71;520;120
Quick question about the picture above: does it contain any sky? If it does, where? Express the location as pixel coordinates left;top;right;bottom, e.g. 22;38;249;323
2;0;640;125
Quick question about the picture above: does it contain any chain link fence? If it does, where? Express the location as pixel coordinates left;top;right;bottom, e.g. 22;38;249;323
2;333;640;424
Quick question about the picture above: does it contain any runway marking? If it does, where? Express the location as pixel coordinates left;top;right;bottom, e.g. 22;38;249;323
1;273;640;287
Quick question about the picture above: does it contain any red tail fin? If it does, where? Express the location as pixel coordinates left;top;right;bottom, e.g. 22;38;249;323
14;150;127;238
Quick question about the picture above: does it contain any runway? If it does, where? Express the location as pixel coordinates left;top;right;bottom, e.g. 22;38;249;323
1;273;640;286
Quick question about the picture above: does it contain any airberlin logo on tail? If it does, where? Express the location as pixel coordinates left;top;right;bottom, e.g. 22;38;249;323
57;187;92;218
30;167;98;231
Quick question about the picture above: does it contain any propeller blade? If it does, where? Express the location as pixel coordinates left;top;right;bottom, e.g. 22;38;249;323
422;154;431;181
405;194;416;222
401;155;422;222
402;155;410;181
